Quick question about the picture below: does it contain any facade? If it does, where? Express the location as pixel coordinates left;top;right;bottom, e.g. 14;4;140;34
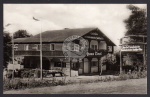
120;35;147;72
13;28;116;76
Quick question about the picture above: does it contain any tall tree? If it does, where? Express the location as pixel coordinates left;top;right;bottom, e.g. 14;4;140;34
124;5;147;35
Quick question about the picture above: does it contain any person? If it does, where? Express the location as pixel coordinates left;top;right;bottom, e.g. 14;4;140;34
3;68;8;80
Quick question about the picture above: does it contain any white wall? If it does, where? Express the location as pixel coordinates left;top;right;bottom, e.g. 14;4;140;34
84;58;89;73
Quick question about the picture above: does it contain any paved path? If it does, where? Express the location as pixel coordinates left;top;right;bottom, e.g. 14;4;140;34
4;78;147;94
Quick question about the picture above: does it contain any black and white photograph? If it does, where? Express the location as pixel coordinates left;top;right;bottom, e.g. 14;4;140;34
3;4;147;94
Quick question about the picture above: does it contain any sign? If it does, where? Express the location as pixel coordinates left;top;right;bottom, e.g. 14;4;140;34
87;52;102;56
84;36;104;40
121;45;143;52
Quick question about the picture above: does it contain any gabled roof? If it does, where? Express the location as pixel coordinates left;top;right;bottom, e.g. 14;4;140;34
14;27;116;46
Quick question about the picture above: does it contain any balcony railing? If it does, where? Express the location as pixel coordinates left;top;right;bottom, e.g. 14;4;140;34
14;48;109;57
14;51;64;57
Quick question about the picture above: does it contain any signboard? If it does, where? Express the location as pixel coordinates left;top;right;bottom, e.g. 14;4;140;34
121;45;143;52
84;36;104;40
87;52;102;56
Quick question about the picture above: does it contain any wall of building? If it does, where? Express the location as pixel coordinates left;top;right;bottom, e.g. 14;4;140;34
55;43;63;50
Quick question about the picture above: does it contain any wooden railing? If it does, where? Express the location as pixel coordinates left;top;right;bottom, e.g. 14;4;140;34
14;49;109;57
14;51;64;57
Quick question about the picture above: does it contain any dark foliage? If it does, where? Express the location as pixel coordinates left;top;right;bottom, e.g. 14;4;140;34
14;30;32;39
3;32;12;67
124;5;147;35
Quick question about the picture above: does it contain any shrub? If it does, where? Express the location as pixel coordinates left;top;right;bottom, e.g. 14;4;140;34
3;70;147;91
3;76;67;91
119;70;147;80
3;78;22;90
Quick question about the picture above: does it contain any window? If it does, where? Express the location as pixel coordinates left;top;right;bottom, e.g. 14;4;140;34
37;44;40;50
71;62;79;70
108;46;112;52
91;45;95;50
24;44;29;51
50;44;55;51
91;45;98;50
14;44;18;51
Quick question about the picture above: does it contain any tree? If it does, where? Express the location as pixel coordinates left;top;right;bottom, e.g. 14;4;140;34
3;32;12;67
13;30;32;39
124;5;147;35
123;5;147;71
3;29;32;67
100;53;117;75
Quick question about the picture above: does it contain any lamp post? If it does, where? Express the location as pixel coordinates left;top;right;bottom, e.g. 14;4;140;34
12;32;15;79
33;17;43;79
40;22;43;80
5;23;18;79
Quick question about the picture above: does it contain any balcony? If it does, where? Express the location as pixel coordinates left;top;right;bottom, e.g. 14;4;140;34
14;50;64;57
14;48;109;58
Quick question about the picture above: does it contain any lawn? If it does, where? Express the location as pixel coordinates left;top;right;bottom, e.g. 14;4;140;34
4;78;147;94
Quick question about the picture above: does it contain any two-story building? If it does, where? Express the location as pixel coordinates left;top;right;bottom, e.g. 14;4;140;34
13;27;116;76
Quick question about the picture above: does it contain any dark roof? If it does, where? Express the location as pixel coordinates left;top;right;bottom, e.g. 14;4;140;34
14;27;116;46
13;38;28;42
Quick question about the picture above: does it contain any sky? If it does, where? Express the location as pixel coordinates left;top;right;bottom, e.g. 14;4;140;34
3;4;147;46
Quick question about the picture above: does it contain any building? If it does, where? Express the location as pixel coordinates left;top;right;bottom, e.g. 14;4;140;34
13;27;116;76
120;35;147;72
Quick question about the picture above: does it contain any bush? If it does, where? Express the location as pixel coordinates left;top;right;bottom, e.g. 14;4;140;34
3;78;22;90
3;76;67;90
119;70;147;80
